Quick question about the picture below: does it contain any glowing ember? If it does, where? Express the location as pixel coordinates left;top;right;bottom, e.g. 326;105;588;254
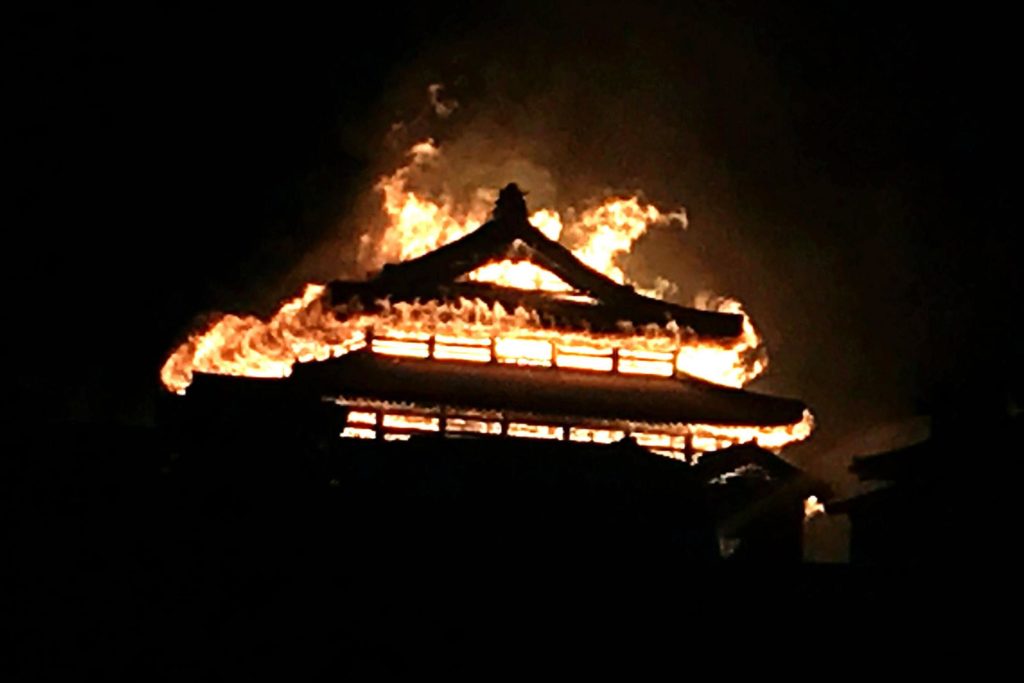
804;495;827;520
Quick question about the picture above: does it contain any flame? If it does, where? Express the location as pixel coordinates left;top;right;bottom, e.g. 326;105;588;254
360;142;766;385
159;284;368;394
567;199;663;284
163;292;768;391
368;141;665;290
465;261;575;292
337;404;815;461
160;139;812;456
675;295;766;388
804;495;826;520
368;139;483;265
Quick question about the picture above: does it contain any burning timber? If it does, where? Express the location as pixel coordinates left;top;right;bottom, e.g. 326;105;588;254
163;183;813;462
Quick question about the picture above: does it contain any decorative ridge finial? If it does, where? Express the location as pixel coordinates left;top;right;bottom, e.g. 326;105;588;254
493;183;529;224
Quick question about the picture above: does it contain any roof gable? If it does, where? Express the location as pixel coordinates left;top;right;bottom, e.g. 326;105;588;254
329;184;745;339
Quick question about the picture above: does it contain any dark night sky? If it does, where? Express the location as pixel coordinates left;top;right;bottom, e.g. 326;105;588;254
12;4;1019;484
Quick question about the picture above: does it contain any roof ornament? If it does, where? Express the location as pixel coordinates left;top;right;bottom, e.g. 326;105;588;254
493;183;529;225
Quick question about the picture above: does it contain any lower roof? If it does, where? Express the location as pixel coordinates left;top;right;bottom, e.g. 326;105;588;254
287;351;806;427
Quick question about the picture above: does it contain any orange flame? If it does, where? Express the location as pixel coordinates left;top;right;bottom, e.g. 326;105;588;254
160;284;375;394
336;403;814;461
160;140;811;454
567;198;664;284
804;495;826;520
161;293;767;393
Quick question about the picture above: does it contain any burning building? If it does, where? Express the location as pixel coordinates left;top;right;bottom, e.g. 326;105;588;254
162;182;812;464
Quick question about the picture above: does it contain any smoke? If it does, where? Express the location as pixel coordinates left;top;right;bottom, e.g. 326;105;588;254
277;2;1012;492
428;83;458;118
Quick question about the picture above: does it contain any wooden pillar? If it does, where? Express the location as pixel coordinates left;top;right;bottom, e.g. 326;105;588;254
365;327;376;353
684;433;695;464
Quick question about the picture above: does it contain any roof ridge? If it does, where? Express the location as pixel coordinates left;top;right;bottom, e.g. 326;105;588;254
330;184;746;339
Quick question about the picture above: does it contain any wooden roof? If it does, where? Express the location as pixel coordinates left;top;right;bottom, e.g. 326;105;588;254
289;351;808;428
328;184;744;339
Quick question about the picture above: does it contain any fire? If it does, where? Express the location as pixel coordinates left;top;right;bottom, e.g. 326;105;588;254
465;261;575;292
365;140;672;291
370;141;485;265
161;290;768;392
160;139;812;455
804;495;826;520
159;284;375;394
336;403;815;462
566;199;665;285
676;295;766;388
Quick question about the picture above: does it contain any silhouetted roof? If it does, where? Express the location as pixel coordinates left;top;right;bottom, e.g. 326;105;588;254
289;351;807;427
694;442;803;481
849;440;933;482
329;194;744;339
